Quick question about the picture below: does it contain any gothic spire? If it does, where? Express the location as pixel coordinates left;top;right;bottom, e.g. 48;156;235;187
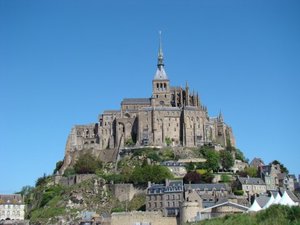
154;31;168;80
218;110;224;122
157;30;164;68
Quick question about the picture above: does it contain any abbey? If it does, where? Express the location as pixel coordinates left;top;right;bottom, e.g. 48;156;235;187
62;38;235;170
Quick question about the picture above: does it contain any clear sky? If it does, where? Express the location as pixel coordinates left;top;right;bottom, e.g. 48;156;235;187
1;0;300;193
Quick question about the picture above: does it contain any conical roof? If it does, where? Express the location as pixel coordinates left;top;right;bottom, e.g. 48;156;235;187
279;191;298;206
154;66;168;80
263;194;275;209
248;199;262;212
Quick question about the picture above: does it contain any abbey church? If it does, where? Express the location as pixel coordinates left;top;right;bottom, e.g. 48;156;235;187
62;37;235;170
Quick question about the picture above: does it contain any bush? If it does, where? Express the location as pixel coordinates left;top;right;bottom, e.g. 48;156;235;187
130;165;173;184
233;190;244;196
183;171;201;184
35;173;49;187
165;137;172;146
40;186;63;207
63;167;76;177
220;150;234;170
220;174;231;183
74;153;102;174
200;147;220;172
125;138;134;147
53;160;64;175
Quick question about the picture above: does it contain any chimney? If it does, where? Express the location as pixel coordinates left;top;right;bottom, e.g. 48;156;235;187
165;179;169;186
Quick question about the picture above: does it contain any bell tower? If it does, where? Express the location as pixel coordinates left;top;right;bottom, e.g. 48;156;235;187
152;31;171;107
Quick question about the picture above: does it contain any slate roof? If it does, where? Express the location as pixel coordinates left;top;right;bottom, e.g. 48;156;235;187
103;110;120;115
201;201;249;212
0;194;23;205
256;195;270;208
161;161;185;167
142;107;181;112
184;183;230;191
121;98;151;105
148;180;183;194
154;67;168;80
238;177;265;185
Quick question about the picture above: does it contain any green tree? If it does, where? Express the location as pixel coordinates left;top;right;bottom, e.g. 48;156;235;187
220;150;234;170
234;148;246;162
74;153;102;174
244;166;259;177
200;147;220;172
35;173;49;187
130;165;173;184
185;162;196;172
183;171;201;184
53;160;64;175
271;160;289;174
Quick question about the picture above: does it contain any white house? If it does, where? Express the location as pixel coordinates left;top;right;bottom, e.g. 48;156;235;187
0;194;25;221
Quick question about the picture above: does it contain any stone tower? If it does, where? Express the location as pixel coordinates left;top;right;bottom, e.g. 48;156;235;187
151;32;172;107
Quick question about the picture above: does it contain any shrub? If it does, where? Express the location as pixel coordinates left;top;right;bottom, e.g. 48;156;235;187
220;174;231;183
233;190;244;196
130;165;173;184
74;153;102;174
125;138;134;147
63;167;76;177
35;173;49;187
165;137;172;146
183;171;201;184
53;160;64;175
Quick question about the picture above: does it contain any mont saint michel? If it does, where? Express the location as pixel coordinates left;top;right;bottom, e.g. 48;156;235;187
60;37;235;173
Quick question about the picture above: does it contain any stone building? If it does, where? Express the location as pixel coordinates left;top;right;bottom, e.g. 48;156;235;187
184;183;231;208
260;163;281;191
111;211;178;225
146;180;183;217
0;194;25;221
236;177;267;196
60;36;235;173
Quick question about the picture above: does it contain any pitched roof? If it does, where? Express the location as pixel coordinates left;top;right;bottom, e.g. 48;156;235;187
263;194;275;209
121;98;151;105
184;183;230;191
256;195;270;208
201;201;249;212
238;177;265;185
0;194;23;205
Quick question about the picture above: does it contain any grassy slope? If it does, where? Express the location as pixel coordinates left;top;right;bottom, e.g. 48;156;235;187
190;205;300;225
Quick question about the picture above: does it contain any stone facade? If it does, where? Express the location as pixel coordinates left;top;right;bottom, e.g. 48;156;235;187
111;211;178;225
110;183;143;202
184;183;231;208
60;39;235;173
236;177;267;196
146;180;183;217
0;194;25;221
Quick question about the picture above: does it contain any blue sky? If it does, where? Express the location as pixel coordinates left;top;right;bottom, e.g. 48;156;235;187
1;0;300;193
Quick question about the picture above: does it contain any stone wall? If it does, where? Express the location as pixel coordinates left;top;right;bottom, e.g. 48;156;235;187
110;183;144;202
55;174;96;186
111;211;179;225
